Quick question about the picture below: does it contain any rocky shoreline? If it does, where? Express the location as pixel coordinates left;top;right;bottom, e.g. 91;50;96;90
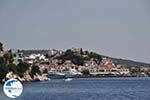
1;72;50;83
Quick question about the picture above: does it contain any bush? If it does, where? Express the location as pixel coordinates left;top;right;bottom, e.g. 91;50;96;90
81;70;90;75
30;65;41;78
0;64;8;80
7;63;17;74
17;62;30;77
0;57;4;64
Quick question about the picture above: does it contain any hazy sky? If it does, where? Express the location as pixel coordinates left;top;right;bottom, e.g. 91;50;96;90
0;0;150;63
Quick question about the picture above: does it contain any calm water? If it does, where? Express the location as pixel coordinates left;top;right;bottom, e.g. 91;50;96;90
0;77;150;100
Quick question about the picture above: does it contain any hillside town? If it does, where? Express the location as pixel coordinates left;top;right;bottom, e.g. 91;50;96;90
0;42;150;82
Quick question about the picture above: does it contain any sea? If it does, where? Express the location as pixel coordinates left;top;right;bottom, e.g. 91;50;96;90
0;77;150;100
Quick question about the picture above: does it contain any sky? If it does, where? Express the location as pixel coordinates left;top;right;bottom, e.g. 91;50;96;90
0;0;150;63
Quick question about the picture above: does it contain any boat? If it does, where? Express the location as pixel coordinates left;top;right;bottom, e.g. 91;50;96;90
62;69;82;78
48;68;82;79
64;78;72;81
47;68;65;79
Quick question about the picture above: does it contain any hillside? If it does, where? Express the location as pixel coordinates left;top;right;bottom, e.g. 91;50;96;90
21;49;150;68
102;55;150;68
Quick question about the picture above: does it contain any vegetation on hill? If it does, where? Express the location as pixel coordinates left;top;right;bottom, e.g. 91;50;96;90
56;49;102;65
1;41;150;81
21;49;150;67
0;42;42;82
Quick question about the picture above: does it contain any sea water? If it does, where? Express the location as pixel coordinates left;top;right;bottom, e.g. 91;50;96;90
0;77;150;100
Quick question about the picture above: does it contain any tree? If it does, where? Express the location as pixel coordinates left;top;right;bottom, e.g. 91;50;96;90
85;50;89;55
45;53;49;58
0;64;8;80
43;69;48;74
7;63;17;74
30;65;41;78
0;57;4;64
3;50;14;64
81;69;90;75
129;67;141;74
80;48;83;55
72;56;84;65
17;62;30;77
0;42;3;51
88;52;102;62
65;49;74;57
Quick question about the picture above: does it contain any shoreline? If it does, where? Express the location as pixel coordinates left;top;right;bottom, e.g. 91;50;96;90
1;76;149;85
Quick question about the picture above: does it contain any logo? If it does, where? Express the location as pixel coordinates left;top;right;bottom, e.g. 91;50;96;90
3;78;23;98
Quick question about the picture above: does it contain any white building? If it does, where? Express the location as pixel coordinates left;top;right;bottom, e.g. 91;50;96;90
89;67;130;76
13;52;25;64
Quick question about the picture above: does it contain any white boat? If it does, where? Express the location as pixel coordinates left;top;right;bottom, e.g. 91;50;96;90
62;69;82;78
64;78;72;81
48;68;65;79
